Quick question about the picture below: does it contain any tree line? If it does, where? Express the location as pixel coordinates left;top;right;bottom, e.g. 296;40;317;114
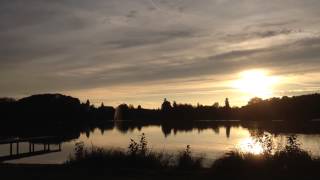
116;94;320;122
0;94;115;127
1;93;320;127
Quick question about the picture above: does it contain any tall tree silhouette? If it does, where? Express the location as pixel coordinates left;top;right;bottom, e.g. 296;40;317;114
225;98;230;109
161;98;172;112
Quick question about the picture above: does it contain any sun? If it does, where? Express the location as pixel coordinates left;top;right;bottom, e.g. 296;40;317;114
233;69;279;99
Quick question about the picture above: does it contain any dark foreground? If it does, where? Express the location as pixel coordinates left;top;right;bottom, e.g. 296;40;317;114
1;164;207;180
1;162;320;180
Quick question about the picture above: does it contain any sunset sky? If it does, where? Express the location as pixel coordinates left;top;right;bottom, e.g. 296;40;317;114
1;0;320;108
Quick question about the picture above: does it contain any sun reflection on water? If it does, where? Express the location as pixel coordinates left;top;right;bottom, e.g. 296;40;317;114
238;137;264;155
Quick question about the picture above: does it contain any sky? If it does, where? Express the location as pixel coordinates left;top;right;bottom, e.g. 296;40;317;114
1;0;320;108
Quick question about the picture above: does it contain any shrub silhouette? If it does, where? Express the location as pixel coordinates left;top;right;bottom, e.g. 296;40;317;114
66;133;205;170
66;133;173;169
176;145;204;170
211;134;320;178
128;133;148;156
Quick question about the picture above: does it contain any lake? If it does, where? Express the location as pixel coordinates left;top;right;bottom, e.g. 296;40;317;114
1;121;320;165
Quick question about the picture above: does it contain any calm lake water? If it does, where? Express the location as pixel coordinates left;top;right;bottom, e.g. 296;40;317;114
1;122;320;165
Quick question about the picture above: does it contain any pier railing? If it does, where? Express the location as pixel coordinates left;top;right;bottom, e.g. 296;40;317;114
0;136;62;162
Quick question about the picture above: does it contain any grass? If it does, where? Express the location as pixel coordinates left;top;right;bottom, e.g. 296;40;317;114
65;133;204;170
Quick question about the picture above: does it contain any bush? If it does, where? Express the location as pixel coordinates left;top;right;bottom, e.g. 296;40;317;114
176;145;204;170
211;134;320;178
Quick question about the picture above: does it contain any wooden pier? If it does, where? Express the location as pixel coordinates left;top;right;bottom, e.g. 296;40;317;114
0;136;62;162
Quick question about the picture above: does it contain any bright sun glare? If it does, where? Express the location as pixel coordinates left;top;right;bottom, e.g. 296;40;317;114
233;69;279;99
239;137;264;155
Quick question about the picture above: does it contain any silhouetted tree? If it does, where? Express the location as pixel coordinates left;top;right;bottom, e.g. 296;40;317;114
213;102;219;108
100;103;105;108
173;101;178;108
85;100;90;106
161;98;172;112
225;98;230;109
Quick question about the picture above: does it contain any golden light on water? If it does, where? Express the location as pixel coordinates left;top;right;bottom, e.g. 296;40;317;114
238;137;264;155
233;69;279;99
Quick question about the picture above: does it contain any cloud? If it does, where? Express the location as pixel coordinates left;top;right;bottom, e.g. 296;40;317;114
0;0;320;106
105;28;197;49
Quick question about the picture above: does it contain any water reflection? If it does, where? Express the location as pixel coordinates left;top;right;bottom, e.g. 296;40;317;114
1;121;320;164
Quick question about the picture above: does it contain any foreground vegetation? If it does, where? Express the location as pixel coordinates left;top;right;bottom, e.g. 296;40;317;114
1;133;320;179
63;133;320;179
66;133;204;170
212;135;320;178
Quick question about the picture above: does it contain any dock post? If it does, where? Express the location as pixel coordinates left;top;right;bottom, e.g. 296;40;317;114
44;144;46;151
58;143;61;151
10;143;13;156
16;142;19;155
32;143;35;152
48;144;50;151
29;142;32;152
